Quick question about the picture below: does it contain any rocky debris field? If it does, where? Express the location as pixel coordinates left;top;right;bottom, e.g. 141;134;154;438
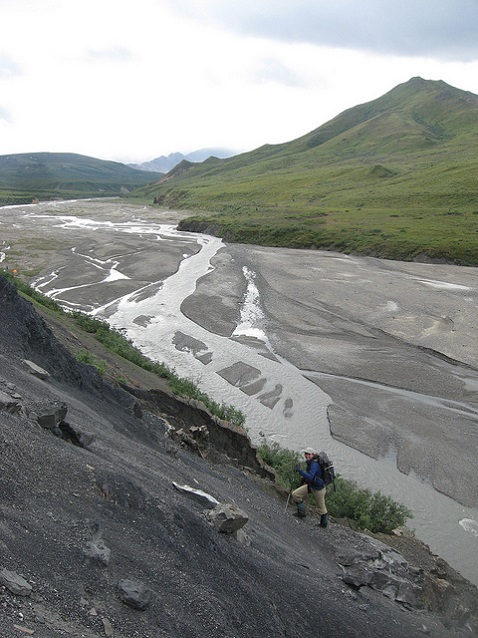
0;273;477;638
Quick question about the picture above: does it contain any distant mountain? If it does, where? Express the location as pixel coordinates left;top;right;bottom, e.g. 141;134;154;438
131;148;237;173
0;152;162;205
128;77;478;264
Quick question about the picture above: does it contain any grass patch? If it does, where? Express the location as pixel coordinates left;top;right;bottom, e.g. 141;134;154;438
75;349;108;375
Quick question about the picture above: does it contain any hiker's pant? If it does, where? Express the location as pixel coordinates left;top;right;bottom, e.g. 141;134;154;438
292;484;327;515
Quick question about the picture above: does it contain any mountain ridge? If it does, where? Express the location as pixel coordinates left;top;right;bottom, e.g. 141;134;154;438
132;77;478;265
0;152;161;205
130;147;237;173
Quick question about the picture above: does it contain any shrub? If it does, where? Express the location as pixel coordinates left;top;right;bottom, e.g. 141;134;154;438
258;442;302;489
327;477;412;533
259;444;412;533
168;375;246;428
368;490;412;534
72;313;106;334
75;350;107;375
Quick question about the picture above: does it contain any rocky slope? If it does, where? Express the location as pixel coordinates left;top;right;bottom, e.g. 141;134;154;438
0;274;477;638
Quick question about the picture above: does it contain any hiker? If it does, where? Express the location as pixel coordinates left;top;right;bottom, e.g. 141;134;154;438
292;447;328;527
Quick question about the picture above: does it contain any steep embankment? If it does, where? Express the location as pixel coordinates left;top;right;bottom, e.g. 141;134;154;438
0;274;477;637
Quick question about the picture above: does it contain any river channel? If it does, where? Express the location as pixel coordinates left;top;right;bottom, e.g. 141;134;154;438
3;199;477;587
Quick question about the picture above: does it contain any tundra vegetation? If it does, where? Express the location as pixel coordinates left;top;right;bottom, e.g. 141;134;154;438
131;78;478;265
3;80;477;263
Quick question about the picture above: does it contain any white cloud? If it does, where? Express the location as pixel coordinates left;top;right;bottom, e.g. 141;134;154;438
0;105;12;124
87;47;133;63
0;0;477;163
172;0;478;61
0;53;21;79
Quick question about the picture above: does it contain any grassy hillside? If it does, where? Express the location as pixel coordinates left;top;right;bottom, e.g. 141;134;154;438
0;152;161;205
130;77;478;265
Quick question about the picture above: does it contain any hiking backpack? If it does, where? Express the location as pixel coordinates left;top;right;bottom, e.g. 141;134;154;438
317;451;336;488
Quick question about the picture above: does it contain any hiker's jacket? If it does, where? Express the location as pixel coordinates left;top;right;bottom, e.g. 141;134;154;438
299;457;325;490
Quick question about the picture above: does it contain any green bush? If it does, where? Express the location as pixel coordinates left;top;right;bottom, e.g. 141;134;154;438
327;476;412;534
167;375;245;428
75;350;107;375
259;443;412;534
72;313;106;333
258;442;302;489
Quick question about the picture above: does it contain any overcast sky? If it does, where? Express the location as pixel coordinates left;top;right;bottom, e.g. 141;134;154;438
1;0;478;164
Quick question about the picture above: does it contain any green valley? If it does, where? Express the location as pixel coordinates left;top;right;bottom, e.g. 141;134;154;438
0;152;161;205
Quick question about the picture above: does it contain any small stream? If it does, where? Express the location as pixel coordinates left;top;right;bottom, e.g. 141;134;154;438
18;202;478;587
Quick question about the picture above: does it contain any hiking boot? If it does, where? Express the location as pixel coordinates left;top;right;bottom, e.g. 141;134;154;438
295;502;306;518
319;513;329;528
297;502;306;517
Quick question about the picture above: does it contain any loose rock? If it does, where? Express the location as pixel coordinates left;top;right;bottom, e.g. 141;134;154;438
0;568;32;596
118;579;152;610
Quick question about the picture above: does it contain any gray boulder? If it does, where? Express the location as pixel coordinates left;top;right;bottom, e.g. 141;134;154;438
206;503;249;534
0;568;32;596
338;534;423;608
0;389;21;414
118;579;152;610
83;539;111;567
29;400;68;429
23;359;50;380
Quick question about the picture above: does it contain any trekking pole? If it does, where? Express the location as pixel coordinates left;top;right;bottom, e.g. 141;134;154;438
284;490;292;513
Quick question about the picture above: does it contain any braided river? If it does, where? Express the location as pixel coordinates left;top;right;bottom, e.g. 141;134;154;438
3;199;477;587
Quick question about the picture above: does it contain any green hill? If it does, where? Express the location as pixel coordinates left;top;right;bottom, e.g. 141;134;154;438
131;77;478;264
0;152;161;205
